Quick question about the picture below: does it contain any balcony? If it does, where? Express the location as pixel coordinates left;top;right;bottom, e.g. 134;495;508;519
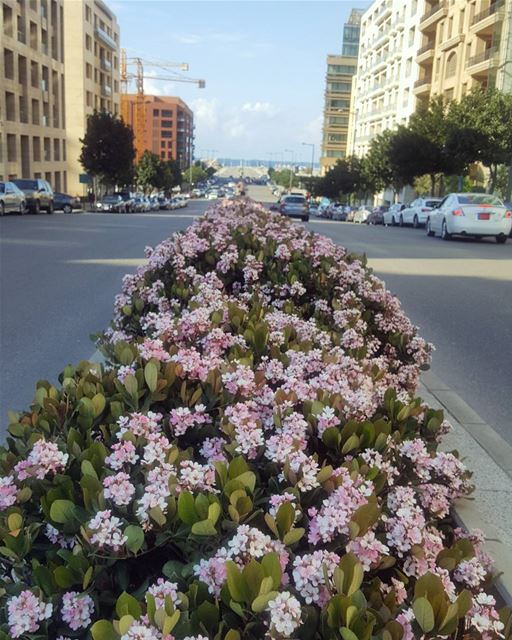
470;1;505;36
414;77;432;94
440;33;465;51
467;46;499;74
94;26;116;50
100;57;112;72
101;83;112;96
375;1;392;25
419;1;447;32
417;41;436;63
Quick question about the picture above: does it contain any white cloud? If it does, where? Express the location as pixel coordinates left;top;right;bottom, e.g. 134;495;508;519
174;33;203;45
241;101;278;116
141;69;176;97
191;97;220;130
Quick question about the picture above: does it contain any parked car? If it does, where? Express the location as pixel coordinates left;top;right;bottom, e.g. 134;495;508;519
149;196;160;211
353;207;371;223
279;194;309;222
309;203;319;216
366;205;388;225
0;181;26;215
54;192;81;214
12;178;54;214
346;208;356;222
206;190;219;200
115;192;135;212
400;197;442;228
426;193;511;243
383;203;405;226
96;194;126;213
158;196;170;210
332;204;347;221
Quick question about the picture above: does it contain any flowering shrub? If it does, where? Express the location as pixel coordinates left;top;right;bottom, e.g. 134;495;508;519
0;200;511;640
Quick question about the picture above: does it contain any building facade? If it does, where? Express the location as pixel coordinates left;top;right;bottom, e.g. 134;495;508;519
1;0;68;188
63;0;120;195
121;94;194;168
349;0;426;158
320;9;363;174
416;0;511;106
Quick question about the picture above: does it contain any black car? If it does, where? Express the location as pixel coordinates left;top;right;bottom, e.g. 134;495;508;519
54;192;81;214
95;195;127;213
12;179;54;214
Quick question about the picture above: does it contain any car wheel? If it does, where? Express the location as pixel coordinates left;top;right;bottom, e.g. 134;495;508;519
391;216;396;226
19;201;26;215
34;200;41;215
413;215;419;229
302;216;309;222
399;214;404;227
496;234;507;244
0;202;4;217
441;219;451;241
63;204;72;214
426;218;435;237
47;201;54;214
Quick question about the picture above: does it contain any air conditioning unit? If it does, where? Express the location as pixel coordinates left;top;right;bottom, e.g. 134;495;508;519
42;115;49;126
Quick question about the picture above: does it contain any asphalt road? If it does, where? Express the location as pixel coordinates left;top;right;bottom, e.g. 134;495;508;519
1;192;512;446
0;202;207;434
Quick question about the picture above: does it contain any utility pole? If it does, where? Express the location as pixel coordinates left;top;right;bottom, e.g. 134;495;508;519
284;149;295;191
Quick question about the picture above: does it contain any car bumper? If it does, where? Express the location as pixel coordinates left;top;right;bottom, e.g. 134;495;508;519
448;218;512;236
281;210;308;219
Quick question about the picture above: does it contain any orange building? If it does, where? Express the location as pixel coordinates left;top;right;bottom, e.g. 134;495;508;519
121;94;194;167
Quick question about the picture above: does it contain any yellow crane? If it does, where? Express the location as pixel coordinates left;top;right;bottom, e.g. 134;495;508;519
120;49;205;161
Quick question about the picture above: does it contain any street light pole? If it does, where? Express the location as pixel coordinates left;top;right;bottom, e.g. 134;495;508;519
284;149;295;191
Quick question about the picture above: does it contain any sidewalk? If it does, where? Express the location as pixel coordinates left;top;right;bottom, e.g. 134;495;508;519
420;370;512;604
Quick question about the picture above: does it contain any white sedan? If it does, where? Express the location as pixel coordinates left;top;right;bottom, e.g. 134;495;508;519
426;193;511;243
400;197;442;227
353;207;371;223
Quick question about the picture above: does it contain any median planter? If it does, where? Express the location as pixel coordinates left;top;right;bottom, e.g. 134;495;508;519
0;200;510;640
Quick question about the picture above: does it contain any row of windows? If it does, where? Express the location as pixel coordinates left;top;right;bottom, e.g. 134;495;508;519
4;91;63;128
327;82;352;93
153;109;174;118
2;131;66;164
327;64;357;74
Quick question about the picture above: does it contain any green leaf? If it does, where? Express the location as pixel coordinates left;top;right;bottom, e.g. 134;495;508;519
116;592;142;620
124;525;145;553
91;620;118;640
178;491;198;525
340;628;359;640
50;499;76;524
252;590;278;613
283;527;305;546
225;561;247;602
276;502;295;537
261;552;282;590
54;566;75;588
144;361;158;393
413;596;435;633
191;519;217;536
243;559;265;601
208;501;221;525
92;393;106;417
124;374;138;397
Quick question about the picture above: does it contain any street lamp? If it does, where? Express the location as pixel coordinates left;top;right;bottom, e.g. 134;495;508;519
284;149;295;190
301;142;315;177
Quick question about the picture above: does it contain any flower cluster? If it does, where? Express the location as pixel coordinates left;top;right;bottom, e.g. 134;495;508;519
0;201;506;640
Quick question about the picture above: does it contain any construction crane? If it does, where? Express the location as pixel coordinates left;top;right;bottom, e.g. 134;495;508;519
120;49;205;161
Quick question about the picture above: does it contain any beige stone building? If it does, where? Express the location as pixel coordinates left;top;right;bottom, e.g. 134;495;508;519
1;0;68;189
320;9;363;174
415;0;511;106
0;0;120;194
63;0;120;195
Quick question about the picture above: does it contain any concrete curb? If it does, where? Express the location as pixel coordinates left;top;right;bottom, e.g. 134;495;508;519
419;373;512;605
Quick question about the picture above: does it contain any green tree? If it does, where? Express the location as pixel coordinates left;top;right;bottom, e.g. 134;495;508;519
447;89;512;194
318;158;368;200
163;159;183;191
184;163;208;186
136;151;162;194
363;131;405;195
79;111;135;190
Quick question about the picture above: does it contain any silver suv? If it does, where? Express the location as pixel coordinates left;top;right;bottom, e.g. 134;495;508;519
279;195;309;222
12;179;54;214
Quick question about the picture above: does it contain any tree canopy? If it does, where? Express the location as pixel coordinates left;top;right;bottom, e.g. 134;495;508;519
79;111;135;188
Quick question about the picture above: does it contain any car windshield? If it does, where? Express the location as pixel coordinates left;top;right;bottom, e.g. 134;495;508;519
284;196;305;203
0;183;4;193
457;194;503;206
425;200;441;208
14;179;38;190
103;196;119;203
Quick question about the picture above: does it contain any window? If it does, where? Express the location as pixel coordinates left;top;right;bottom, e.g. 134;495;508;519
161;109;172;117
445;52;457;78
86;91;92;107
153;109;159;116
161;131;172;138
44;137;51;161
86;63;92;79
53;139;60;161
4;48;14;79
7;134;17;162
85;34;91;51
161;141;166;148
328;116;349;125
161;120;172;128
327;82;352;92
31;99;39;124
33;136;41;161
327;64;356;74
329;99;350;110
5;92;15;120
85;5;92;22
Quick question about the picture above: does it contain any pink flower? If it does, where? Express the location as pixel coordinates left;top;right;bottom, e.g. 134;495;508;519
147;578;181;609
346;531;389;571
0;475;17;509
105;440;139;470
87;510;127;551
7;590;52;638
103;472;136;506
61;591;94;630
14;440;68;480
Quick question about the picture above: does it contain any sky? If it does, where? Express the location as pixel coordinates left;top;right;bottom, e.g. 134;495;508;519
112;0;369;162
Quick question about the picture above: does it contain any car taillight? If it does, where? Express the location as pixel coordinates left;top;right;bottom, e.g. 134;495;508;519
452;209;464;216
421;207;430;212
505;211;511;218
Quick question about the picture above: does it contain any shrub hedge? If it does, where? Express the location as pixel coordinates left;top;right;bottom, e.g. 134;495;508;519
0;200;510;640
